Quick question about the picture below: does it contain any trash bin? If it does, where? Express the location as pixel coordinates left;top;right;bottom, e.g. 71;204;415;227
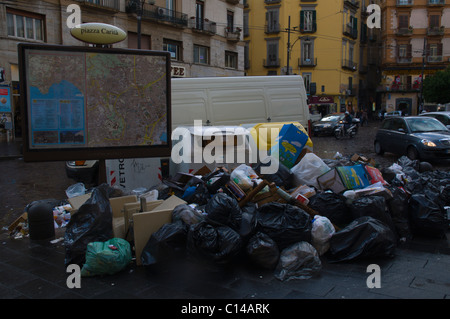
27;201;55;240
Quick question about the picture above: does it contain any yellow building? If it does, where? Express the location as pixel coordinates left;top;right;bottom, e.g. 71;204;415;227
244;0;381;116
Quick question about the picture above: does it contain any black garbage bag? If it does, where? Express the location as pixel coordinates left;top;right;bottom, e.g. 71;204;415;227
349;195;397;236
256;203;312;250
172;204;204;226
253;159;293;188
140;221;188;266
327;216;397;262
246;232;279;269
184;183;212;206
239;202;258;241
408;194;447;238
64;184;113;267
274;241;322;281
308;192;353;228
205;193;242;232
187;222;242;264
386;187;412;240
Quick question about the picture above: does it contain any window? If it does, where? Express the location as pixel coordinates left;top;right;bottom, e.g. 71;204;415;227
225;51;238;69
7;10;44;41
300;10;316;33
194;45;209;64
163;39;182;61
301;39;315;65
227;10;234;31
266;40;279;66
266;8;279;33
196;0;204;30
303;73;312;94
429;15;440;28
398;15;409;29
397;43;412;63
127;32;151;50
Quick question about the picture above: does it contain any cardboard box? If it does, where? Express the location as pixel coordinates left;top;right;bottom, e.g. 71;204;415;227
67;193;92;214
109;195;138;239
133;195;187;266
317;164;370;193
271;124;309;169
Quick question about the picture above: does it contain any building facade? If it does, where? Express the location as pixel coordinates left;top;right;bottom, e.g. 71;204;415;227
378;0;450;115
244;0;381;116
0;0;245;138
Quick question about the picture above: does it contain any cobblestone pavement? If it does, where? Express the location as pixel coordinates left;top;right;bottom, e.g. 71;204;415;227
0;121;449;307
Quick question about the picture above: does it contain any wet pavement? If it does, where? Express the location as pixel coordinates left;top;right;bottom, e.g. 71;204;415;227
0;122;449;306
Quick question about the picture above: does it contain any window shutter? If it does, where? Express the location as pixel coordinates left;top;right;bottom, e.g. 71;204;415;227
407;44;412;58
438;43;443;56
300;11;304;32
312;11;317;32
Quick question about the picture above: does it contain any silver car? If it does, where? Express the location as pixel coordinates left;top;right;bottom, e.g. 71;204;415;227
419;111;450;129
374;116;450;161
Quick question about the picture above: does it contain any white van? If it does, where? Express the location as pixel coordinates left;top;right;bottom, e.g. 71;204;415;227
171;75;310;130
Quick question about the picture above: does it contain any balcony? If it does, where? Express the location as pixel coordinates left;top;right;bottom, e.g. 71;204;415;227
189;18;217;35
344;0;360;9
126;1;188;28
298;57;317;67
225;27;241;42
428;55;444;63
397;56;412;63
396;0;413;6
342;59;358;71
226;0;240;4
427;26;445;36
428;0;445;6
76;0;120;12
264;0;281;3
395;27;413;36
263;58;280;68
265;23;280;34
343;23;357;39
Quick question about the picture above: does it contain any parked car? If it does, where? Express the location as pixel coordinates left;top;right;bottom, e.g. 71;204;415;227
384;110;403;118
419;111;450;129
65;160;99;185
374;116;450;160
311;113;359;136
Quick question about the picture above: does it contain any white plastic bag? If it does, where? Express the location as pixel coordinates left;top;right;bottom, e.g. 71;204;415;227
65;182;86;198
230;164;261;191
291;153;330;189
311;215;335;255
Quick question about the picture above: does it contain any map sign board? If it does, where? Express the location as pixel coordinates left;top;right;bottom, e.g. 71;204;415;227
18;44;171;161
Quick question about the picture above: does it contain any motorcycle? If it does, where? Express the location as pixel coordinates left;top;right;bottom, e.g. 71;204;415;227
334;121;357;139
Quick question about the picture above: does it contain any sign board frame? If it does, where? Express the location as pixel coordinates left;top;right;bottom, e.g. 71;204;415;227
18;43;172;162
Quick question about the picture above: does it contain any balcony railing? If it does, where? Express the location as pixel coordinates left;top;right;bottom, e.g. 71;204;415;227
397;56;412;63
225;27;241;42
298;57;317;67
343;23;357;39
188;18;217;35
428;0;445;5
76;0;120;12
265;23;280;34
395;27;413;36
342;59;358;71
263;58;280;68
396;0;413;6
427;26;445;36
126;1;188;27
428;56;443;63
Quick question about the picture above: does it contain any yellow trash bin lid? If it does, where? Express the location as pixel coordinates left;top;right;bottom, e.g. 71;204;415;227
245;122;313;151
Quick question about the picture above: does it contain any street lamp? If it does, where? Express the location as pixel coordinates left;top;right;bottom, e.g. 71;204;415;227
136;0;146;49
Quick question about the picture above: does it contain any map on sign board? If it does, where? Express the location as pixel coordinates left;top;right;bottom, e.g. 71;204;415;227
19;44;171;161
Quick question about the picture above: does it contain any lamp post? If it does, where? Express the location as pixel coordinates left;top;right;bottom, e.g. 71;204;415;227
137;0;146;49
285;16;298;75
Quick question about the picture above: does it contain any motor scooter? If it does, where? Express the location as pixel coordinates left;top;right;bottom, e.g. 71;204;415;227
334;121;357;139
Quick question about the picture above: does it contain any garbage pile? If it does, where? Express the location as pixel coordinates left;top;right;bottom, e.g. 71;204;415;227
9;127;450;281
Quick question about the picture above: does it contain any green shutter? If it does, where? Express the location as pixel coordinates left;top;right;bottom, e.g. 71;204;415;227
312;11;317;32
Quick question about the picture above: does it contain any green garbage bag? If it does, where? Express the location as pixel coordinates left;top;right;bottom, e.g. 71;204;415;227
81;238;132;277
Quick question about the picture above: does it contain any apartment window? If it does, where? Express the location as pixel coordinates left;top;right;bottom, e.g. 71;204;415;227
398;15;409;29
196;0;205;30
300;10;316;33
194;45;209;64
266;40;279;66
7;10;44;41
301;38;315;65
429;15;440;28
225;51;238;69
163;39;182;61
303;73;312;94
397;43;412;62
227;10;234;31
128;32;151;50
266;8;279;33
